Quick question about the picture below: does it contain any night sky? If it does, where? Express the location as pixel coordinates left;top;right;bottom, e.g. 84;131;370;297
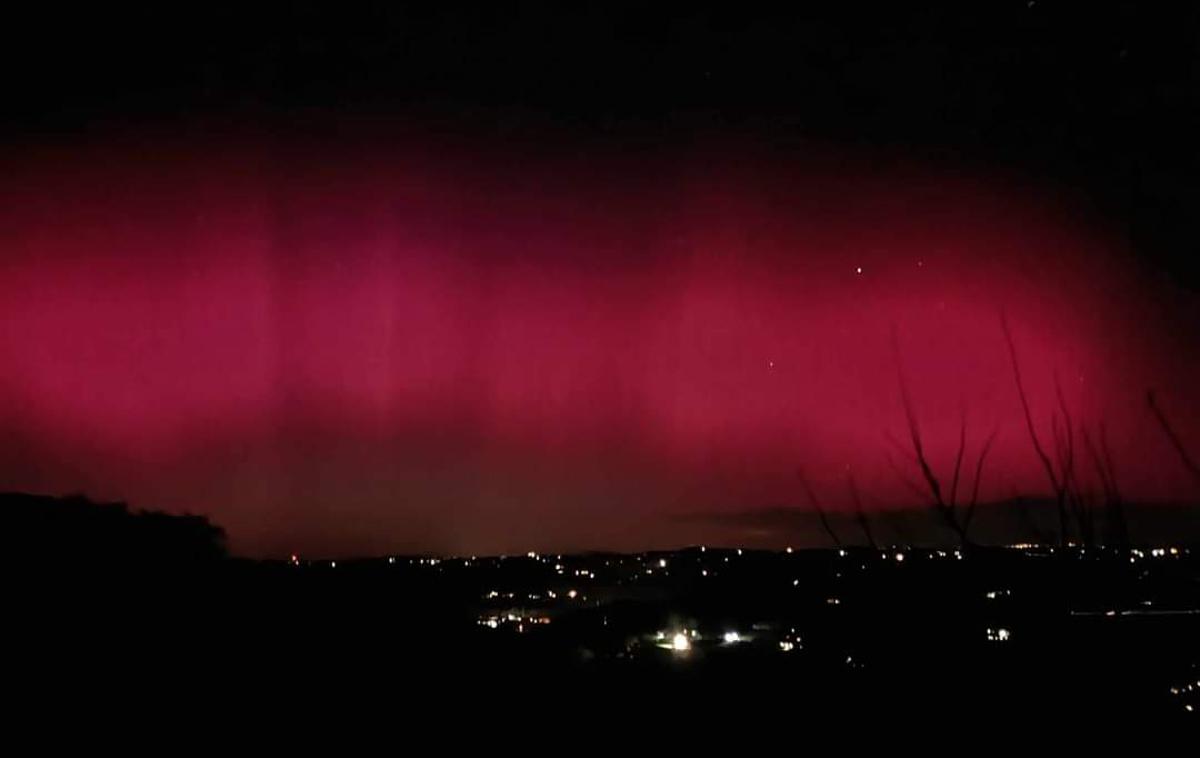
2;3;1198;556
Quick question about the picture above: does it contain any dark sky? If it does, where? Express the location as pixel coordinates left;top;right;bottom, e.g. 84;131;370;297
2;2;1198;556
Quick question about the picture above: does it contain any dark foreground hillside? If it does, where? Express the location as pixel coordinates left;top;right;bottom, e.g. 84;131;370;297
7;493;1198;726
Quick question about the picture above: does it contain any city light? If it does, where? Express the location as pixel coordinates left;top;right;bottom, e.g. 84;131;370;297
723;631;742;644
672;632;691;652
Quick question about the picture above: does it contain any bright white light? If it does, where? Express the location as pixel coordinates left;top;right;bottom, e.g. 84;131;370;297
658;558;667;568
779;641;795;652
855;266;863;274
723;631;741;644
388;557;395;565
701;570;708;577
793;579;799;586
700;546;706;552
894;552;905;562
786;546;793;554
737;549;743;556
838;549;847;558
672;633;691;652
567;589;578;599
527;551;537;559
330;561;337;568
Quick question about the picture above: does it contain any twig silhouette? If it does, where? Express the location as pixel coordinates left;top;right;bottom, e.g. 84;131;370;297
1147;389;1200;486
846;472;877;549
1001;314;1071;545
890;325;996;547
797;467;842;547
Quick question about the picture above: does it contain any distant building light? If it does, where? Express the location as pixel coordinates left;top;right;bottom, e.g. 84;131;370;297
672;633;691;652
330;561;337;568
737;549;743;556
894;552;905;562
567;589;578;599
659;559;667;568
779;641;795;652
527;551;538;559
786;547;793;554
723;631;741;644
986;627;1011;642
701;569;708;577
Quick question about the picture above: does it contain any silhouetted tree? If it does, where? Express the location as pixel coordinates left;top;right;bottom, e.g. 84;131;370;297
3;491;227;568
1002;315;1076;546
891;327;997;547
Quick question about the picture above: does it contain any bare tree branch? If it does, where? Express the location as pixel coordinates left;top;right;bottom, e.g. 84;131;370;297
964;427;999;531
1002;314;1069;545
797;467;842;547
846;472;877;549
949;406;967;509
1147;389;1200;486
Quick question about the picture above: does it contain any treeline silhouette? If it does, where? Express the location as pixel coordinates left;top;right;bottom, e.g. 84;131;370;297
2;491;226;568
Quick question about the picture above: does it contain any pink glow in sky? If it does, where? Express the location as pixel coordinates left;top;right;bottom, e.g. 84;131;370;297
1;130;1197;556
